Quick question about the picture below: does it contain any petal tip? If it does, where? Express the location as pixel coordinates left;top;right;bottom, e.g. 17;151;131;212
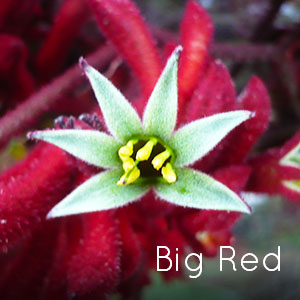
46;209;56;219
27;130;42;140
46;205;65;219
79;56;88;71
174;45;183;55
27;131;35;140
242;202;252;214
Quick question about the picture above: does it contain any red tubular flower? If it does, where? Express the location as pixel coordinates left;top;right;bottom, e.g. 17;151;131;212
182;59;236;123
0;220;64;299
66;211;121;298
193;73;271;172
178;0;213;112
0;143;76;252
86;0;162;99
117;210;142;281
36;0;91;81
247;130;300;202
185;60;237;172
219;76;271;165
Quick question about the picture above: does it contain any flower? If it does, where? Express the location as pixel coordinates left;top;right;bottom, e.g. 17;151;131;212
28;47;252;219
0;0;278;298
247;130;300;202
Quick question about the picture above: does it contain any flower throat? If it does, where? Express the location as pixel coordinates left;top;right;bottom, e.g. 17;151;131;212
117;137;176;186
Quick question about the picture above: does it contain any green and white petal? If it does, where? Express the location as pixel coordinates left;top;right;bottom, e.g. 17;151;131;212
143;46;182;139
47;170;150;218
169;110;253;167
154;168;251;214
280;141;300;168
29;129;121;168
80;58;142;142
282;180;300;193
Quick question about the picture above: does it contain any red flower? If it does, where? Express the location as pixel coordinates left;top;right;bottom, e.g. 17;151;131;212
247;130;300;202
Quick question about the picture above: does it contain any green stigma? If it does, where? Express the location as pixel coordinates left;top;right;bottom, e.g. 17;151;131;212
117;137;176;186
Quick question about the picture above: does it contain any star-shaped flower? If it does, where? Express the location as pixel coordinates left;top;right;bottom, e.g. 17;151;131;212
28;47;253;218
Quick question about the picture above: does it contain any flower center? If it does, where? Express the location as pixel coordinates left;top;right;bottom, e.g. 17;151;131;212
117;137;177;186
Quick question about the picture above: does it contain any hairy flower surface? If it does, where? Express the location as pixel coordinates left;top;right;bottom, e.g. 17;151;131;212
29;47;252;218
0;0;284;299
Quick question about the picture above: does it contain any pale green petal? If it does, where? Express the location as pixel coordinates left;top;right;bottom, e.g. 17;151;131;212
29;129;121;168
169;110;253;167
47;170;150;218
280;141;300;169
143;46;182;139
81;58;142;142
282;180;300;193
154;168;250;214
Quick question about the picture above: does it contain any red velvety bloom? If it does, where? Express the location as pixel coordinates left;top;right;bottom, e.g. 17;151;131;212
247;130;300;202
0;0;291;299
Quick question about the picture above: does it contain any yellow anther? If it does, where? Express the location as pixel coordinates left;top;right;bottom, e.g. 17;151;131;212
136;138;157;161
126;167;141;184
118;140;134;158
122;157;135;172
117;167;141;186
151;150;171;170
161;163;177;183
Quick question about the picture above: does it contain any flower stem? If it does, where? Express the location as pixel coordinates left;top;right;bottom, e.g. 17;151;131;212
0;44;116;150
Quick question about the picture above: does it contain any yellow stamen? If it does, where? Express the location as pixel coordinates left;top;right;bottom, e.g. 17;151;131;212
118;140;135;158
119;139;138;161
122;157;135;172
151;150;171;170
136;138;157;161
161;163;177;183
117;167;141;186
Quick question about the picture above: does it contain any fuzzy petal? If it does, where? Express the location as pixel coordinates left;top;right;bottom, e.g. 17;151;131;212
143;46;181;139
28;129;121;169
80;59;143;142
170;111;253;167
154;168;250;213
47;170;150;218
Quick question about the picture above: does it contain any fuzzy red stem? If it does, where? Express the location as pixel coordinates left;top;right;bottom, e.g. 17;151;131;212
0;44;115;150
